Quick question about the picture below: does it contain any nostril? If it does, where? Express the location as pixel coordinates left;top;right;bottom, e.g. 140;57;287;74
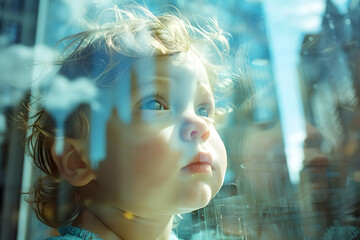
181;118;209;142
190;131;199;138
189;131;210;142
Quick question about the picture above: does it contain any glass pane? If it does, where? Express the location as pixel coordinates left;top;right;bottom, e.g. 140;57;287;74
0;0;359;239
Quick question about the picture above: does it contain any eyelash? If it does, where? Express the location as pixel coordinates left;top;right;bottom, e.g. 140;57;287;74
137;93;215;118
196;103;214;118
137;92;169;111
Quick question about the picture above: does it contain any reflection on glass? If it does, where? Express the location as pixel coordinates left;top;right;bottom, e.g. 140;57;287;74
1;0;360;240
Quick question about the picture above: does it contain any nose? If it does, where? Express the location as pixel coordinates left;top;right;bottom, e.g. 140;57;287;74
180;115;210;142
304;123;323;148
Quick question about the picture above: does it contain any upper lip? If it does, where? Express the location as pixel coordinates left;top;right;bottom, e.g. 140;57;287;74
183;152;213;168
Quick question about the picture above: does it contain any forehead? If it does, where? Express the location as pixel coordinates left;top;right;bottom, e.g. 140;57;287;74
131;52;211;91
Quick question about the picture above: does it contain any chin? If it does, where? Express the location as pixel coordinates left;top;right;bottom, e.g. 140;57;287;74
176;183;214;214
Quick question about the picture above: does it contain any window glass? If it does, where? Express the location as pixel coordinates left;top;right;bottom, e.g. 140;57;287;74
0;0;360;239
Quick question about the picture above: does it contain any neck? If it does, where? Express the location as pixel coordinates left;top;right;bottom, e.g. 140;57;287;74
75;205;174;240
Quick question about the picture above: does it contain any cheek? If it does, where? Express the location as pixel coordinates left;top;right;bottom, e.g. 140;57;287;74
103;120;179;186
212;131;227;171
209;131;228;191
129;135;182;186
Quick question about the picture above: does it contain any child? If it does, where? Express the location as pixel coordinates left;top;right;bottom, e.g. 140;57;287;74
26;5;229;240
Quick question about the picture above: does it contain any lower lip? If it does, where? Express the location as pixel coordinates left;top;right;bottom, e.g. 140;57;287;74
182;163;212;174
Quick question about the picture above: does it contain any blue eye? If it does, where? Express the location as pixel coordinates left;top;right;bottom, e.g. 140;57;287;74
140;99;165;110
196;105;211;117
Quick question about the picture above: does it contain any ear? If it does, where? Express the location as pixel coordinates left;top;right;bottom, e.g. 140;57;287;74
52;138;96;187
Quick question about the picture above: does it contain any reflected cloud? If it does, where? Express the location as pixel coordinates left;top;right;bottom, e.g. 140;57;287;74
0;44;57;109
43;75;97;155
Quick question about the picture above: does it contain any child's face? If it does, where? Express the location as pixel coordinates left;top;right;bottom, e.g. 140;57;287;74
94;52;227;217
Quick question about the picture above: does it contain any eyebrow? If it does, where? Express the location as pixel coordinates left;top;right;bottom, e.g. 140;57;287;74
197;83;214;98
131;77;170;92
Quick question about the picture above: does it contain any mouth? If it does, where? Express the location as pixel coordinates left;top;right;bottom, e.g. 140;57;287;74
182;152;213;174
